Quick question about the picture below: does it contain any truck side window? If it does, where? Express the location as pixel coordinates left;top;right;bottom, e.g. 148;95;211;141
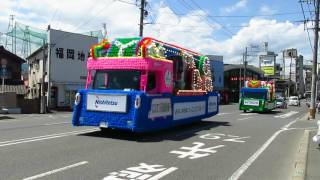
147;72;156;92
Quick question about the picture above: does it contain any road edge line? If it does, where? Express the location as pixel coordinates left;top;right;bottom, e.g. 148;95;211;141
298;113;310;121
292;130;310;180
228;112;308;180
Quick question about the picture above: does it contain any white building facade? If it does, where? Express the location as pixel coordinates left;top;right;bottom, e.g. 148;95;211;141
28;29;98;109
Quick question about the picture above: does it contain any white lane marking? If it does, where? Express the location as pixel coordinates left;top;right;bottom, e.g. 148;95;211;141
23;161;88;180
217;113;232;116
148;167;178;180
228;119;298;180
286;127;317;130
237;117;253;121
43;122;69;126
240;113;257;116
0;128;98;147
274;111;298;118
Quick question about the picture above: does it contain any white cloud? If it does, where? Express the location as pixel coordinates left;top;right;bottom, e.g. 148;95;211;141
260;5;276;15
218;18;311;65
221;0;248;14
0;0;312;68
0;0;140;35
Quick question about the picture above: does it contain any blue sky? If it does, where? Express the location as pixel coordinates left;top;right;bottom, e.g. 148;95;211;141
0;0;314;67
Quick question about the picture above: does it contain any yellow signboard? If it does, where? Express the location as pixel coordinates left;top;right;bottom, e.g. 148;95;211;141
261;66;274;76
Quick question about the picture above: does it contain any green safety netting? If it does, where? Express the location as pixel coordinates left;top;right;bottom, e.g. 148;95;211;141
0;22;103;58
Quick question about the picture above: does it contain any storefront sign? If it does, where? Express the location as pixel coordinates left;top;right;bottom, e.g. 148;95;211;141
173;101;206;120
86;93;127;113
148;98;172;118
208;96;218;113
243;99;259;106
261;66;275;76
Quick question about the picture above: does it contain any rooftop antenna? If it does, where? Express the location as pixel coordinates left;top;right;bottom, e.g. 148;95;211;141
102;23;108;38
5;15;16;53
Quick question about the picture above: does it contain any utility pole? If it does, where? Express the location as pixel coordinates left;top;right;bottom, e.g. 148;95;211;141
239;59;242;89
282;51;285;80
139;0;145;37
310;0;320;120
46;26;51;112
40;39;46;114
243;47;248;87
289;55;292;98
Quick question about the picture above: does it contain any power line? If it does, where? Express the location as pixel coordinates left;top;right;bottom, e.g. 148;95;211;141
177;0;234;37
116;0;137;6
147;22;248;28
300;0;314;53
51;0;116;46
158;10;312;18
188;0;235;37
146;3;156;24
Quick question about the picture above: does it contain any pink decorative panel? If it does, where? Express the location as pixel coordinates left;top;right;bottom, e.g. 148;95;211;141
86;57;173;93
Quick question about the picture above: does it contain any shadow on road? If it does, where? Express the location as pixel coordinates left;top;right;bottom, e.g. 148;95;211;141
0;116;15;121
240;110;282;114
258;110;282;114
79;120;230;142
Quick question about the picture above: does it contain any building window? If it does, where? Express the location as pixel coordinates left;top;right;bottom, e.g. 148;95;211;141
147;72;156;92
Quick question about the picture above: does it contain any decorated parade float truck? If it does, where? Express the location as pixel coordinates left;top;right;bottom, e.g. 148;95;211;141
239;80;275;113
72;37;219;132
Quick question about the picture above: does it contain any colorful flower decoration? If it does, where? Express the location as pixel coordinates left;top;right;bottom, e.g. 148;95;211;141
90;39;111;59
247;80;262;88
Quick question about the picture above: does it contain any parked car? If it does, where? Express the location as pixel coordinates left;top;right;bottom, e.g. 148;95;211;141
288;96;300;106
276;98;287;109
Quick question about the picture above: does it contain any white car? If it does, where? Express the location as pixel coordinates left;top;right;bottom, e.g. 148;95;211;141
288;96;300;106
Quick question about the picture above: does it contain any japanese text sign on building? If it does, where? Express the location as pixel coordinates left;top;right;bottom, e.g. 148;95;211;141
55;48;87;61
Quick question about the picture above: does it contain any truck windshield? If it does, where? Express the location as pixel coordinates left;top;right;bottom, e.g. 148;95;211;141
242;91;266;99
93;70;140;90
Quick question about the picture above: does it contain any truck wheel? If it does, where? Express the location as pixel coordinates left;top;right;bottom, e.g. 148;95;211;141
243;110;247;113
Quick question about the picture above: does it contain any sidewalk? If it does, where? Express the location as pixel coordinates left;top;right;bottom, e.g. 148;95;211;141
306;130;320;180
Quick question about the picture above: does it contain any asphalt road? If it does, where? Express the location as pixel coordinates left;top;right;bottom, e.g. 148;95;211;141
0;103;313;180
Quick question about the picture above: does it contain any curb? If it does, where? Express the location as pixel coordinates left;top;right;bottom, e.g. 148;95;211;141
292;130;310;180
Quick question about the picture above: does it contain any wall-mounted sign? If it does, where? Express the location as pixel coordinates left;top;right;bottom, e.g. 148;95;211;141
208;96;218;113
243;99;259;106
260;55;275;76
173;101;206;120
148;98;172;118
49;29;97;83
261;66;275;76
86;93;127;113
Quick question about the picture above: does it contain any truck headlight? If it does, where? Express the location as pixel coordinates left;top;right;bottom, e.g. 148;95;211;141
74;92;81;105
134;95;141;109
